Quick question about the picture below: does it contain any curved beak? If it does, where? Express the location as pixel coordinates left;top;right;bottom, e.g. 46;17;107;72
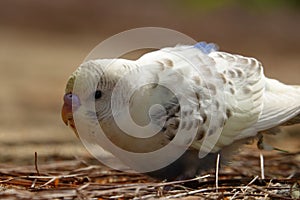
61;93;81;137
61;102;72;126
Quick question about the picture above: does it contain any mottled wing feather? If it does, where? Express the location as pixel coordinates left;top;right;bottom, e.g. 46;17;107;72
193;52;266;150
138;47;266;152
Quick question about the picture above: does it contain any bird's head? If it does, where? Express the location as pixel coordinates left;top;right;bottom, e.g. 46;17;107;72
61;59;137;137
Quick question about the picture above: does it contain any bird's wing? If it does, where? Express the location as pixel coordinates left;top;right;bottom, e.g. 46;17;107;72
137;47;266;153
191;51;266;152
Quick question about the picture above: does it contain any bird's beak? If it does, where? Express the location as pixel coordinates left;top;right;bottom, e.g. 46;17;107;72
61;102;71;126
61;93;80;137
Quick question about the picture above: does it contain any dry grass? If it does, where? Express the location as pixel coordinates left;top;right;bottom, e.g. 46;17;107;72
0;147;299;199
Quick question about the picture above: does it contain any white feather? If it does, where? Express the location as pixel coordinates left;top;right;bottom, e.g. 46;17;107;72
254;78;300;131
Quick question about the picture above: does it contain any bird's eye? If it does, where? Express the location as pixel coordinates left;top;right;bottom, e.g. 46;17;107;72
94;90;102;100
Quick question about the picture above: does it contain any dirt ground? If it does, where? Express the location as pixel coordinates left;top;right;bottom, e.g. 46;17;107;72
0;1;299;199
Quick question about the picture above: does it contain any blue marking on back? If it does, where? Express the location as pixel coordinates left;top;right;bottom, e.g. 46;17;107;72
194;42;219;54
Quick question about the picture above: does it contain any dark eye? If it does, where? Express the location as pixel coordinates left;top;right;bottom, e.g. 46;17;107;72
94;90;102;100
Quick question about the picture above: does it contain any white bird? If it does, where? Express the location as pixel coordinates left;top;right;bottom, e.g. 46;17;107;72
62;42;300;180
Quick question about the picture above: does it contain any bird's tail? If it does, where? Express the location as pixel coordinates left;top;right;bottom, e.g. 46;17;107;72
282;85;300;126
255;79;300;131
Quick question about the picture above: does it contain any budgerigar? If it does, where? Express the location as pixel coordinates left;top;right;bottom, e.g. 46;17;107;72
62;42;300;180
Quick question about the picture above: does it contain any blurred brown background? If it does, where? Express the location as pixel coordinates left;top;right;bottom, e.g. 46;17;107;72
0;0;299;164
